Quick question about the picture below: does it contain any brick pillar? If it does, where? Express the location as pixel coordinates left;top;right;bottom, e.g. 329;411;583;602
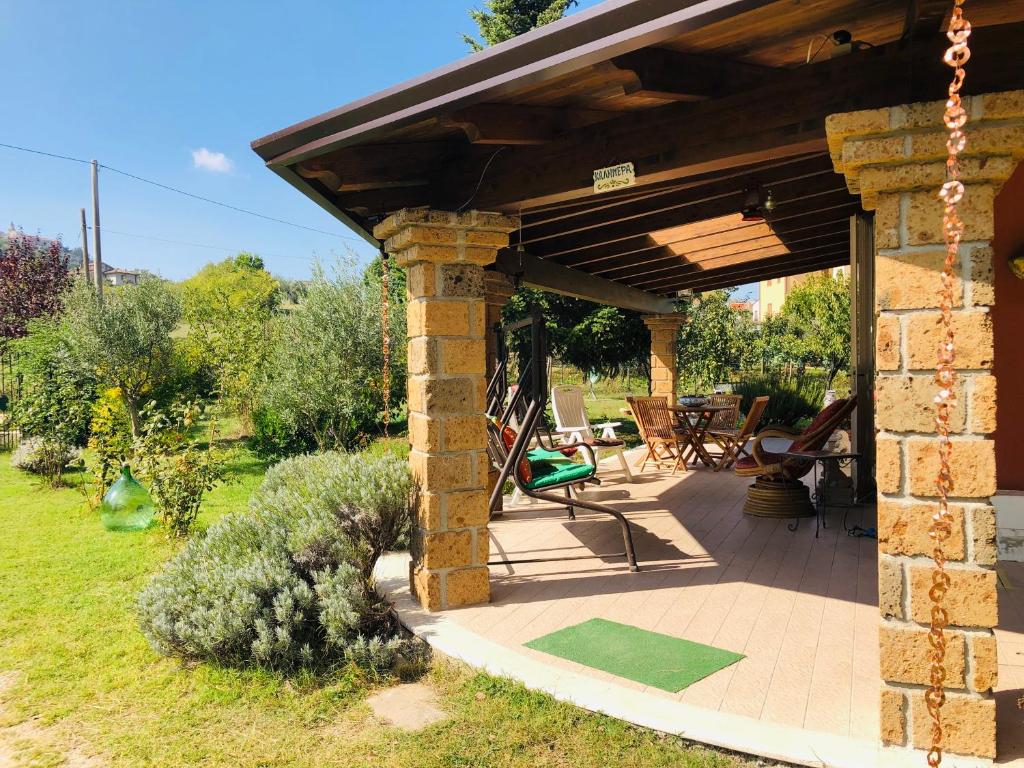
828;90;1024;760
374;209;518;611
643;314;684;403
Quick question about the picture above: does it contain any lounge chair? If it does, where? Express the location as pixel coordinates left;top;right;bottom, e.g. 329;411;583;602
733;397;857;519
551;385;633;482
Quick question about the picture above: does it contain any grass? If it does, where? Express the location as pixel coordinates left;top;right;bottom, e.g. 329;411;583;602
0;445;754;768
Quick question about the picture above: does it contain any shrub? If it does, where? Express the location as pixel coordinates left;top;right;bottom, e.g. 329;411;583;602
256;259;406;454
137;450;419;672
11;436;80;484
248;405;315;460
131;401;226;537
732;373;827;429
10;318;97;448
83;389;135;507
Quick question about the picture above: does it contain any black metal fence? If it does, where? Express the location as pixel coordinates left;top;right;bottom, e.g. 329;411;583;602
0;352;21;451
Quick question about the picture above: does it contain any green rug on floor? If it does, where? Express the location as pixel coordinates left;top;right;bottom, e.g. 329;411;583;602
524;618;744;692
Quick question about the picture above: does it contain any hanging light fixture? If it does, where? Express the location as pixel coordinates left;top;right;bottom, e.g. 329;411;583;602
740;182;774;222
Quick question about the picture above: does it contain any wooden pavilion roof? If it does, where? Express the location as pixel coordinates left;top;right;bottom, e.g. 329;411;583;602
252;0;1024;310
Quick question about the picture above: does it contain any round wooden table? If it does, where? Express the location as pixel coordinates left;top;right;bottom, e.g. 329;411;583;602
669;403;734;468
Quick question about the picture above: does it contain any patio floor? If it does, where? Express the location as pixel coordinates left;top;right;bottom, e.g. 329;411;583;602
380;447;1024;766
465;449;883;741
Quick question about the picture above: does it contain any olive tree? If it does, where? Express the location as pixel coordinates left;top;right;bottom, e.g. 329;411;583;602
64;279;182;436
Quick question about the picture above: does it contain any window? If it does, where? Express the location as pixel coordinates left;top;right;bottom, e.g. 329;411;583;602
767;303;773;316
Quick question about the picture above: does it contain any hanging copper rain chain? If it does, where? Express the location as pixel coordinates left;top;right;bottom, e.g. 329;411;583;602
380;245;392;437
927;2;972;765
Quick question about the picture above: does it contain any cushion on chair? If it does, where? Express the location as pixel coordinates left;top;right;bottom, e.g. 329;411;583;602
491;418;533;483
734;452;785;477
526;462;596;489
790;398;850;451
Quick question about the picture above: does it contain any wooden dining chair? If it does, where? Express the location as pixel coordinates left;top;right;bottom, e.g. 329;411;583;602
709;395;769;472
707;394;741;431
626;396;686;474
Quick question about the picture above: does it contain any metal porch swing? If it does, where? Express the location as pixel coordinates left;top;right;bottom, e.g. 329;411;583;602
484;308;639;572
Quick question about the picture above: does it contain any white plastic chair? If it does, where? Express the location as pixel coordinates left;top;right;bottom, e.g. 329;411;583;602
550;385;633;482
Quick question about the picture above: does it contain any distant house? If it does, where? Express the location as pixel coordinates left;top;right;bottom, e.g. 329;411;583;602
85;260;141;286
105;268;141;286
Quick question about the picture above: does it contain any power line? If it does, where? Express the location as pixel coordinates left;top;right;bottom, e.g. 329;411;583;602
0;140;364;242
90;225;319;262
0;142;91;165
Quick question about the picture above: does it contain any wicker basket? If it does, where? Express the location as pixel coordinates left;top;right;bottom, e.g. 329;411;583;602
743;477;815;519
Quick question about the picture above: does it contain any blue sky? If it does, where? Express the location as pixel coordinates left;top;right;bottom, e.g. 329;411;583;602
0;0;584;279
2;0;756;298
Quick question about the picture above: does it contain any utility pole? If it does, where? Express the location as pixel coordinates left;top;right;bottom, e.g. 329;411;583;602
91;160;103;298
79;208;90;283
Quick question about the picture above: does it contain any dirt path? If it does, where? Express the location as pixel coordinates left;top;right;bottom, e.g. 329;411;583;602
0;672;103;768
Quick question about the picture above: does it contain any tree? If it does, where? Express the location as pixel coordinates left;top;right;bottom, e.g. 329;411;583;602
63;278;182;436
780;272;851;388
502;288;651;382
0;232;72;348
463;0;577;50
258;259;406;453
676;290;758;392
181;253;279;426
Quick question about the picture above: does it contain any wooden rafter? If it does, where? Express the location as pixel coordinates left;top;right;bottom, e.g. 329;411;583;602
604;48;774;102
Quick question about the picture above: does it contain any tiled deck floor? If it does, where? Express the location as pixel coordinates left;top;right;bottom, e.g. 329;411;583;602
441;449;1023;762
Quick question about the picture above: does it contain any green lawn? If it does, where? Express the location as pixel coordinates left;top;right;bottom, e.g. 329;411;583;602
0;447;752;768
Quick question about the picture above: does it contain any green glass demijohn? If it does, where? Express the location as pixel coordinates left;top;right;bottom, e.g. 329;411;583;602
100;464;156;532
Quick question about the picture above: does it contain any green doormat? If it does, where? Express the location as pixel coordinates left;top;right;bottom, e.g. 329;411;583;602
524;618;744;692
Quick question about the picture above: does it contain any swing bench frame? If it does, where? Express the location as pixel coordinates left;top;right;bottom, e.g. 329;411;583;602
485;310;639;572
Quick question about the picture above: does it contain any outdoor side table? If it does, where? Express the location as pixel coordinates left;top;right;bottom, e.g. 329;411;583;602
779;450;861;538
669;404;734;469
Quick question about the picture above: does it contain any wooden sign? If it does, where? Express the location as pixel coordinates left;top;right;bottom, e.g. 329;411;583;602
593;162;635;194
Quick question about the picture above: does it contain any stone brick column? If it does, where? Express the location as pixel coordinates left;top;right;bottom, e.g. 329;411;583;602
828;90;1024;759
374;209;519;611
643;314;684;403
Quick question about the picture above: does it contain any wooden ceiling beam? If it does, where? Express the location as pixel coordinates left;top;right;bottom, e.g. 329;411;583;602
519;152;823;225
591;214;853;275
549;197;860;268
648;249;850;295
491;250;674;313
330;23;1024;217
627;236;849;290
595;226;850;282
520;154;836;245
903;0;950;40
604;48;776;102
536;185;854;261
440;104;616;145
678;253;851;295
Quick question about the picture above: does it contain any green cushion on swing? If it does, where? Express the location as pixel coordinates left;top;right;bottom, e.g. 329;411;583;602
527;447;572;462
525;462;595;490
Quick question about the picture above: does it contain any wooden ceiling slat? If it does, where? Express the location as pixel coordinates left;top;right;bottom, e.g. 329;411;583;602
674;252;851;294
520;154;835;244
537;186;854;261
583;215;848;277
547;197;860;267
595;227;850;283
648;248;850;295
626;236;850;290
520;153;822;226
